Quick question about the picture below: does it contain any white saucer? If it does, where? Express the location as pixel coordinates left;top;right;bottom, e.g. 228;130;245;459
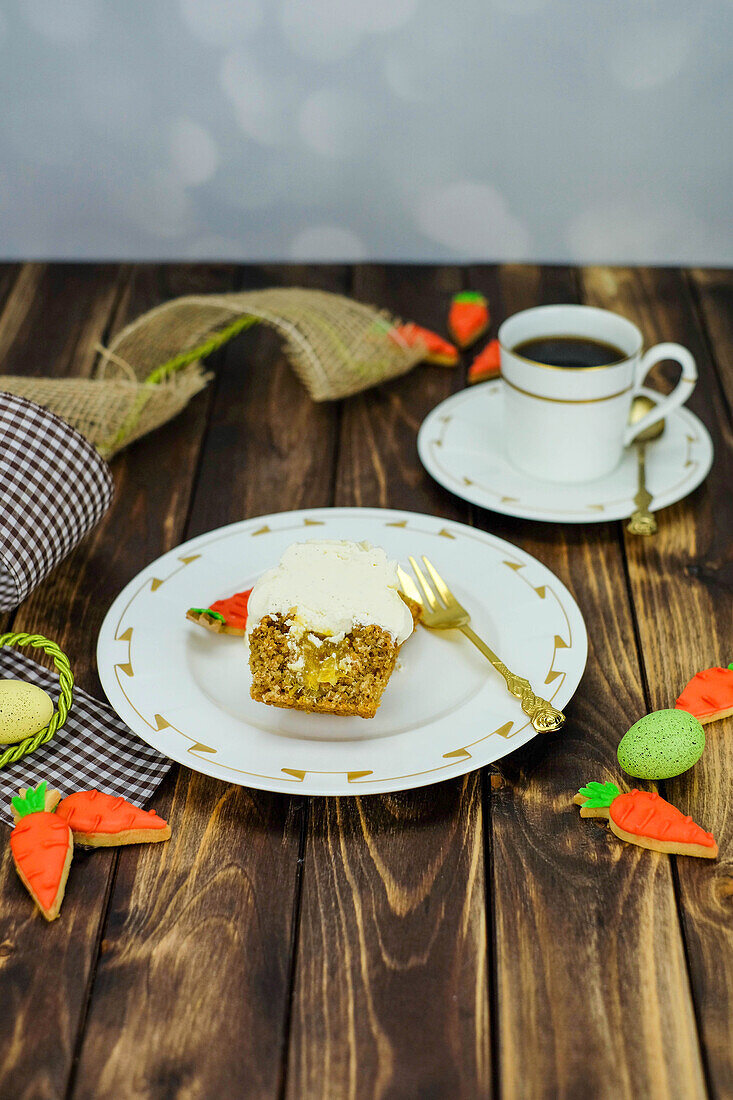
418;382;714;524
97;508;587;796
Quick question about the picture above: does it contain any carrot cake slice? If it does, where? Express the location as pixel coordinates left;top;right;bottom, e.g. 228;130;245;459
247;540;418;718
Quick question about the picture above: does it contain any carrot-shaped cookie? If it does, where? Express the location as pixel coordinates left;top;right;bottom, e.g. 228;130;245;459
574;781;717;858
10;781;73;921
390;323;459;367
187;588;252;635
448;292;490;348
675;664;733;724
56;790;171;847
468;339;501;385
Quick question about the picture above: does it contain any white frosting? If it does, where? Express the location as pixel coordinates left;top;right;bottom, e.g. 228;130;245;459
246;540;414;645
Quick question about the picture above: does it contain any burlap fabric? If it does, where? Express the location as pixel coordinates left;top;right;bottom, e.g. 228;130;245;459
0;289;422;458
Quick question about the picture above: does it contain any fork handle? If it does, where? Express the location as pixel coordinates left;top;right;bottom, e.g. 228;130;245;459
459;625;565;733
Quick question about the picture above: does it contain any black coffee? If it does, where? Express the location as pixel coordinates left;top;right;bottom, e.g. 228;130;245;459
513;335;627;368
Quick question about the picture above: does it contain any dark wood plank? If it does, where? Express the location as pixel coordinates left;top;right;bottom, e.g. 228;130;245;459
465;264;706;1100
0;263;22;317
0;263;125;379
71;265;349;1100
334;264;468;515
0;264;237;1100
186;263;347;536
287;265;493;1099
289;775;489;1099
580;265;733;1098
687;268;733;413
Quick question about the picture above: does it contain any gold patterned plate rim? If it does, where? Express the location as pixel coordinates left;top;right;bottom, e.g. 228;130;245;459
417;383;714;523
96;507;588;796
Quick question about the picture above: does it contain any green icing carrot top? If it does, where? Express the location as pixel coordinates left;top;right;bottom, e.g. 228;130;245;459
452;291;487;304
189;608;226;623
11;780;49;818
576;781;621;808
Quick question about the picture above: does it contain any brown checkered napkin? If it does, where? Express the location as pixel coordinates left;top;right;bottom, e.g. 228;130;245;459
0;392;114;611
0;648;172;826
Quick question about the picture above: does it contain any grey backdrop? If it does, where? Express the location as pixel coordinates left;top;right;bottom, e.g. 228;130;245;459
1;0;731;264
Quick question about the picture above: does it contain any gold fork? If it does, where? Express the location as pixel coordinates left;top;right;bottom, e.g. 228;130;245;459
399;556;565;733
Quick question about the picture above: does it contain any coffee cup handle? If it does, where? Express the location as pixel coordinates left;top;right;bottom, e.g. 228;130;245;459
623;343;698;447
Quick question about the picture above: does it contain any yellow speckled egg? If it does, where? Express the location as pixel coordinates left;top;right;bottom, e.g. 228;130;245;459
0;680;55;744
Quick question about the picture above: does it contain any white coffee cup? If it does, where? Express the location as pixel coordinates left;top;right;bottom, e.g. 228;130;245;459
497;304;697;484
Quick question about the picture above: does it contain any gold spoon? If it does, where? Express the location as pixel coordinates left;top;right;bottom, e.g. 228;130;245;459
626;394;665;535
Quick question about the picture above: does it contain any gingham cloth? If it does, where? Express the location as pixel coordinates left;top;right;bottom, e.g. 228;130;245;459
0;392;114;611
0;648;172;826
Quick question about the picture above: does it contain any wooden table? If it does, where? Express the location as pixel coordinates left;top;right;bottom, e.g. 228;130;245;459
0;262;731;1100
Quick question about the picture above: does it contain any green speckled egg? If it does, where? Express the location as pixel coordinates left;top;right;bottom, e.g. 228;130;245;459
0;680;54;744
617;709;705;780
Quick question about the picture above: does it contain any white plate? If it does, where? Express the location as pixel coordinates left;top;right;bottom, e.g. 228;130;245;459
97;508;588;796
418;382;714;523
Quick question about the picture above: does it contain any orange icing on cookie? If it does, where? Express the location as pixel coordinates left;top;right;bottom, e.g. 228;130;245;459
675;665;733;722
610;789;716;848
56;790;169;835
10;813;72;913
448;293;489;347
468;339;501;384
209;588;252;630
392;323;459;365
